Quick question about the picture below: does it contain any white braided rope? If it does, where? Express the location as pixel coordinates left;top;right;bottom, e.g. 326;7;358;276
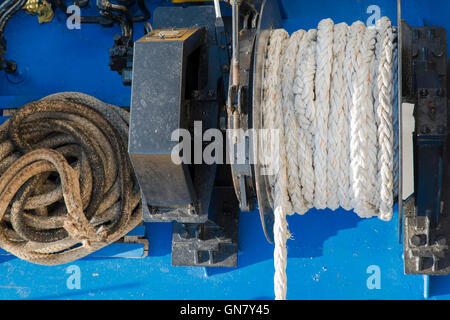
392;29;399;201
281;30;307;215
270;30;291;216
328;22;349;210
343;24;357;208
261;18;397;300
349;21;373;217
375;17;394;221
314;19;334;209
293;29;317;209
356;24;378;217
263;29;291;301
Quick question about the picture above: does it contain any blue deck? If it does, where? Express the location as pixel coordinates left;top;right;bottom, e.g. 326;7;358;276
0;0;449;300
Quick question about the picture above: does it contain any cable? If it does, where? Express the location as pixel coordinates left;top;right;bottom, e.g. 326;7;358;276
260;18;397;300
0;0;27;32
55;0;107;24
55;0;150;23
0;0;28;73
0;92;142;265
134;0;150;22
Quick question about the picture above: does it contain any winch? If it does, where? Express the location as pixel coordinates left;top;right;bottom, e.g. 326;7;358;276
127;0;450;281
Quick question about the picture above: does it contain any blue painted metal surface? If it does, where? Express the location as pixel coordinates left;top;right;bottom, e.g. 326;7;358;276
0;0;449;300
0;207;428;300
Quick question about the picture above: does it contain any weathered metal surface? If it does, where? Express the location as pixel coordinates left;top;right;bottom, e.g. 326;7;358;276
172;186;239;267
228;26;258;213
251;0;282;243
129;27;204;209
402;21;449;275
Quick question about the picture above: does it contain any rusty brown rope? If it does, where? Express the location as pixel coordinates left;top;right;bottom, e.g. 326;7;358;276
0;92;142;265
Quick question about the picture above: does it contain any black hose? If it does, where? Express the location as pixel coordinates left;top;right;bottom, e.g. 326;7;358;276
0;1;15;17
0;0;28;73
114;0;150;22
97;0;133;42
98;0;132;22
133;0;150;22
55;0;109;24
0;0;28;32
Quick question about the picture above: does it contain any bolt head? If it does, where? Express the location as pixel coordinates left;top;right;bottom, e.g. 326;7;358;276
410;234;427;246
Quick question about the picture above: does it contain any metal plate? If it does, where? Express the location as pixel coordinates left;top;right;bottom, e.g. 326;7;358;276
140;28;197;41
251;0;282;243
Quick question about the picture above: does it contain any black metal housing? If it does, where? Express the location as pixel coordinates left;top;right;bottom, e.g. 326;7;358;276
129;27;206;211
402;21;450;274
129;5;239;267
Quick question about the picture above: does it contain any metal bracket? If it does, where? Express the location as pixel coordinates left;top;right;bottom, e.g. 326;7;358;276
228;27;257;213
402;21;449;275
172;186;239;267
404;198;449;274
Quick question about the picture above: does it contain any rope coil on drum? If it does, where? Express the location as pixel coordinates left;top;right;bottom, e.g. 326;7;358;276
0;92;142;265
259;17;398;299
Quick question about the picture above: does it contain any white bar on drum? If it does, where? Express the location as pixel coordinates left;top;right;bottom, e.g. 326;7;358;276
402;102;415;200
214;0;222;18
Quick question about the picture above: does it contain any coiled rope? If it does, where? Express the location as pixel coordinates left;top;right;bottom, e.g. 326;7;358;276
260;17;398;300
0;92;142;265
